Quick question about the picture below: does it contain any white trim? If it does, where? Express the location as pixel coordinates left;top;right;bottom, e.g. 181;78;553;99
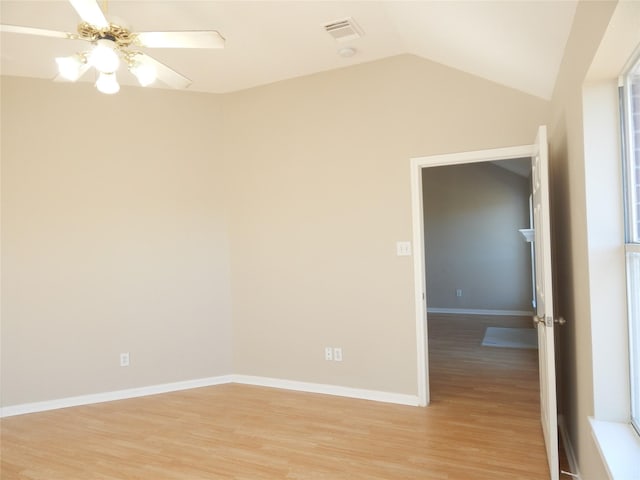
558;415;582;480
0;375;233;418
411;144;534;169
410;144;535;407
232;375;420;407
410;155;429;406
0;374;420;418
427;307;534;317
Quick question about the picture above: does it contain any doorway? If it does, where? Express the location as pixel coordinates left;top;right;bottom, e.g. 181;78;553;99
409;128;560;479
409;143;536;406
421;159;533;319
422;159;536;406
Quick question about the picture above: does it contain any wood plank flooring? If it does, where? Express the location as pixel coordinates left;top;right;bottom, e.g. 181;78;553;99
1;314;550;479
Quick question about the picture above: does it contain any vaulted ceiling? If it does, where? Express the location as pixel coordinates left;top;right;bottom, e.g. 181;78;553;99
0;1;578;99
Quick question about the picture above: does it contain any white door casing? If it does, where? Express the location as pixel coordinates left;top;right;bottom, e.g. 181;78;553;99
532;125;560;480
410;125;559;479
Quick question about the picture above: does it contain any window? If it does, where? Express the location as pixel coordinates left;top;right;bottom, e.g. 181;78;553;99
620;55;640;433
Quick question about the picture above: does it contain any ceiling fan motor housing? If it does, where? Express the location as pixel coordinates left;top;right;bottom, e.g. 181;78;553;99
77;22;135;48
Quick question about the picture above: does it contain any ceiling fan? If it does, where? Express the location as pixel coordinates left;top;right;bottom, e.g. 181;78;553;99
0;0;225;94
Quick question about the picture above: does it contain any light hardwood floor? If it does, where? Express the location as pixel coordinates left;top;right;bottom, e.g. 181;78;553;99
1;314;551;479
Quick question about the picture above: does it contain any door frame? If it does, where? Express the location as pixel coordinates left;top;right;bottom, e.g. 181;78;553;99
410;143;536;406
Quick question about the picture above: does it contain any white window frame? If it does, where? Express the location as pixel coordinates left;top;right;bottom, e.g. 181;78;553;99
620;54;640;434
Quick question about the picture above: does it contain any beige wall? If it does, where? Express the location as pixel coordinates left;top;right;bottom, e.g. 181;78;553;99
223;54;548;395
422;163;532;312
547;1;617;479
1;54;549;406
1;78;232;406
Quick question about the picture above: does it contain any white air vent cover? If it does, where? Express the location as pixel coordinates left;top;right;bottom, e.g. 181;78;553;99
323;17;364;42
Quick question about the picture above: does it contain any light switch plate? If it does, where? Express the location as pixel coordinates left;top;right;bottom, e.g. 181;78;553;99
396;241;412;256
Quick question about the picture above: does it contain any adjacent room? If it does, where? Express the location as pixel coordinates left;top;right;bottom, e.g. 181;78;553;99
422;159;537;404
2;1;639;479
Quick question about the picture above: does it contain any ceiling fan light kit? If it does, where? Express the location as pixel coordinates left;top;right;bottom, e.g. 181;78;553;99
1;0;225;95
55;54;87;81
95;71;119;94
129;59;157;87
88;38;120;73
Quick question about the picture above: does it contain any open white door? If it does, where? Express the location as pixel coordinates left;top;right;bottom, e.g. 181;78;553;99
531;125;559;480
411;127;560;476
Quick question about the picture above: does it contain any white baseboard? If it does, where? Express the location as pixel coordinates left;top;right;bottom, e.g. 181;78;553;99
231;375;420;407
427;307;533;317
559;414;582;479
0;374;419;418
0;375;233;418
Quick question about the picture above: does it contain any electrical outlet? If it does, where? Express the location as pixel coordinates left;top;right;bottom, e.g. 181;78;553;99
456;288;463;298
325;347;333;361
120;352;130;367
333;347;343;362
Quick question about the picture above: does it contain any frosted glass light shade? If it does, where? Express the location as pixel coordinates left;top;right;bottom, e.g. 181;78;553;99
130;59;157;86
96;72;120;94
89;39;120;73
55;55;85;81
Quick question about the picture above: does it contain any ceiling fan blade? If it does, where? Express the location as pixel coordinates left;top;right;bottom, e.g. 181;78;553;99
139;54;192;89
68;0;109;29
0;24;74;39
135;31;225;49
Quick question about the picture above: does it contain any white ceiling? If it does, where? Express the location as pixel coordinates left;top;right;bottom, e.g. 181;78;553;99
0;1;578;99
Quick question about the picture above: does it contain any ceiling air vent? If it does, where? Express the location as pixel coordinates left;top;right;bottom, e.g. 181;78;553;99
323;17;364;42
